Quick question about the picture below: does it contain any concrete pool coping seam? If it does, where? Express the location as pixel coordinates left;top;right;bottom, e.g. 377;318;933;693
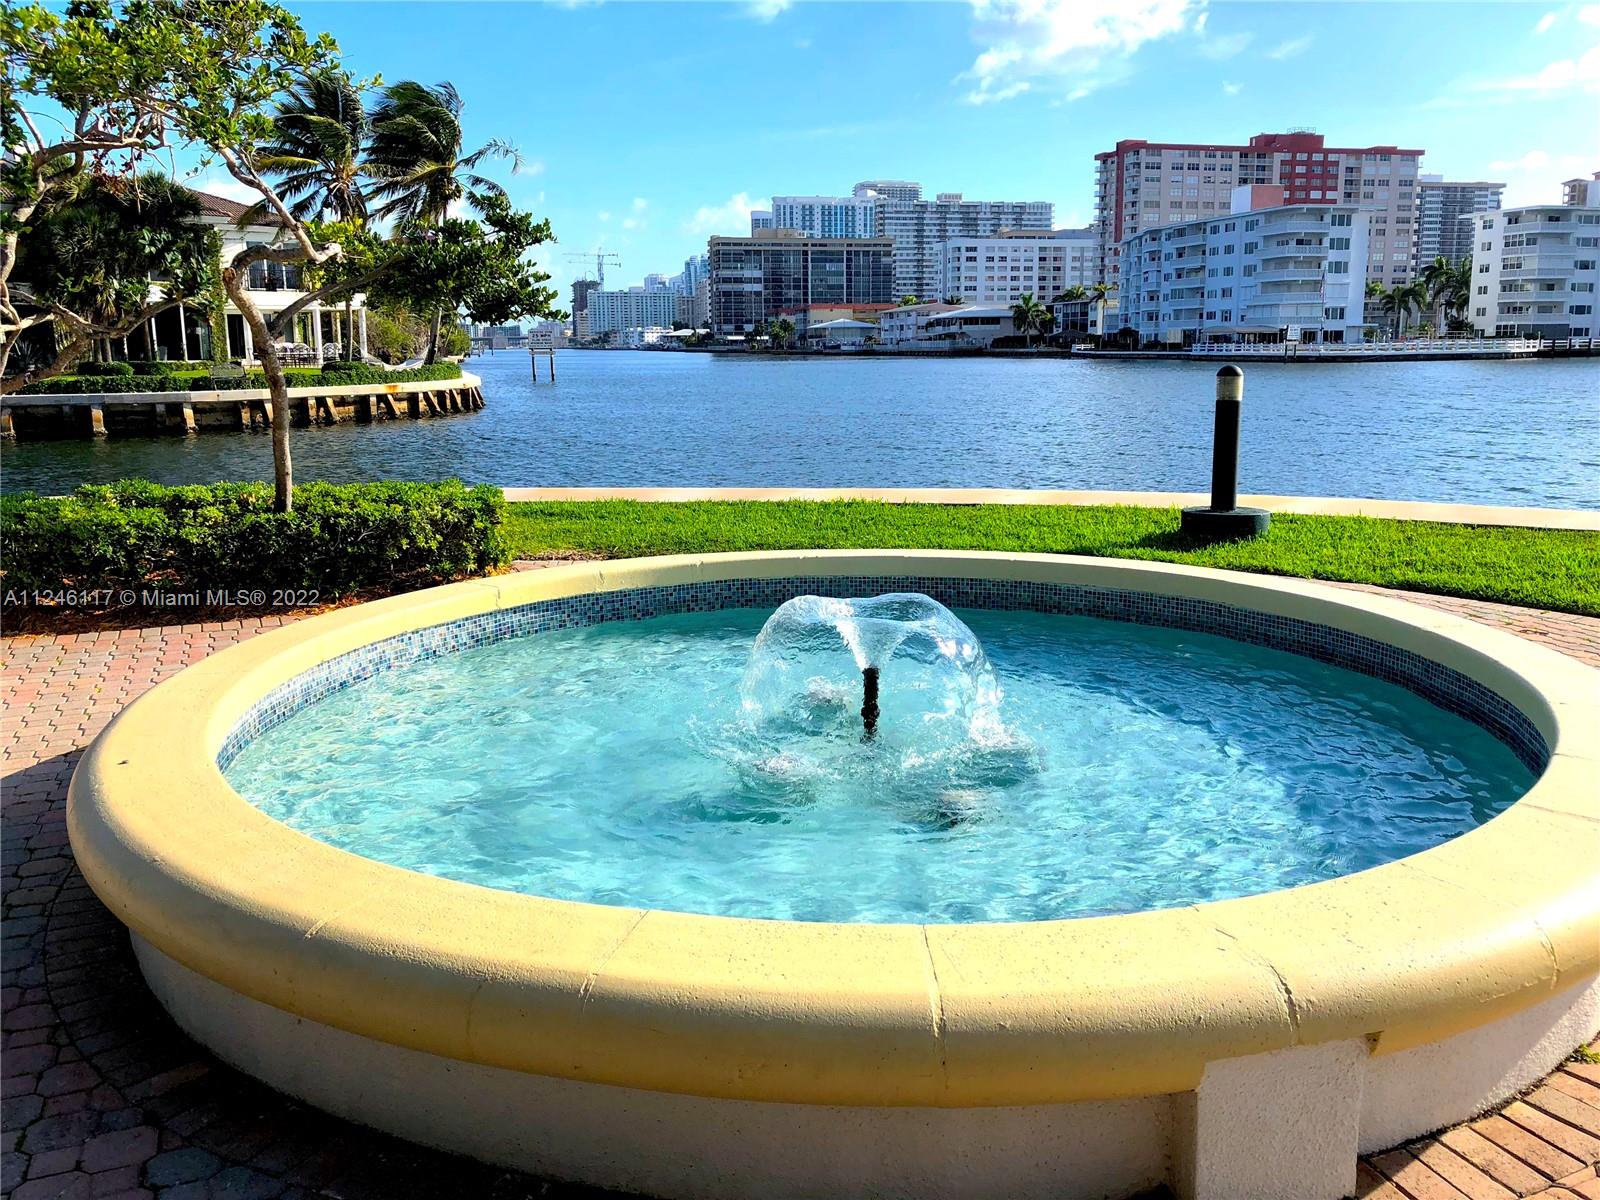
67;551;1600;1111
497;489;1600;531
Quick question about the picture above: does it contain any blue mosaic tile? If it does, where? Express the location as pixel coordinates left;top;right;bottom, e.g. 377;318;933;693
216;576;1550;775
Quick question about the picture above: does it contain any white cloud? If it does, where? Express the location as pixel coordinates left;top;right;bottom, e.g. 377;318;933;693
1265;35;1314;60
597;210;612;223
1475;44;1600;95
515;159;546;178
1534;10;1558;33
1580;5;1600;26
1222;80;1243;96
794;36;812;50
685;192;767;235
631;197;648;212
745;0;790;20
959;0;1200;105
1198;31;1252;60
1486;148;1597;206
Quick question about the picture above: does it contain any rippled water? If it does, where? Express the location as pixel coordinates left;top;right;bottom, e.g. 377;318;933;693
4;352;1596;506
224;608;1531;923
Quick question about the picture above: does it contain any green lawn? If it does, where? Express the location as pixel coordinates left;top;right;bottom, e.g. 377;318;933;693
502;500;1600;617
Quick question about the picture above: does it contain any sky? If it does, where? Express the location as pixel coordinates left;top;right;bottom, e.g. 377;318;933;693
179;0;1600;306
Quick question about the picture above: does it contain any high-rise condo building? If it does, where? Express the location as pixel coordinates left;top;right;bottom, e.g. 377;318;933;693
939;228;1096;305
585;287;683;337
1467;201;1600;338
1414;176;1504;268
855;180;922;202
770;194;879;238
875;192;1055;301
750;210;775;234
1093;132;1424;293
706;231;894;333
570;279;599;340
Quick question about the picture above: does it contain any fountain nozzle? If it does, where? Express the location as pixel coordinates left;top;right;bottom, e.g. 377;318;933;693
861;666;881;742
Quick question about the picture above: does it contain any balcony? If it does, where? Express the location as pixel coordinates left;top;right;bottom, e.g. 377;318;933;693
1254;266;1324;282
1501;262;1577;280
1252;289;1324;304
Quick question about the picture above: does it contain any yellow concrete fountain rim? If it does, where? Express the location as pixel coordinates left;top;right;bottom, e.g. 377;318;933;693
67;551;1600;1108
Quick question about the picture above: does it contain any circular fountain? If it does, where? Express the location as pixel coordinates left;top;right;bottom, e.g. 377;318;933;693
68;551;1600;1200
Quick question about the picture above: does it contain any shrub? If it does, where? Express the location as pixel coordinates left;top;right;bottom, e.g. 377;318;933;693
0;480;509;603
124;360;184;376
18;374;177;394
318;362;463;386
76;361;134;377
18;367;328;394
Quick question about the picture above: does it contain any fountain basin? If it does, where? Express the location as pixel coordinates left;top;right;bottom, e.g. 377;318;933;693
68;552;1600;1200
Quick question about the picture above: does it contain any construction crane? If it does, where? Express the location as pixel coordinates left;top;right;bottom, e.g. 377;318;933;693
564;249;623;289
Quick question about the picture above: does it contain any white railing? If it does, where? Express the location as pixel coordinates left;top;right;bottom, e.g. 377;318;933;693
1189;337;1593;357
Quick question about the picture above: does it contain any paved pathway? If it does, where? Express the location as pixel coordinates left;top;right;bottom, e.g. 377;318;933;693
3;586;1597;1200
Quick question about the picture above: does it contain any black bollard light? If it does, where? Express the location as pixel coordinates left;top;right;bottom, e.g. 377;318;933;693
860;666;881;742
1179;365;1271;542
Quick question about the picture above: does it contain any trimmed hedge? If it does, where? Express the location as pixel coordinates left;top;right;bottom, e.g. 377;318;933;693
77;361;135;377
15;362;460;395
318;362;462;386
1;480;509;602
124;360;186;376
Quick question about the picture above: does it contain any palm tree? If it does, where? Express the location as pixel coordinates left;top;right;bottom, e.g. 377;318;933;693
1419;255;1473;332
900;294;919;307
1052;284;1089;303
252;71;369;360
773;316;795;351
255;72;369;224
1010;292;1050;349
1368;279;1430;339
364;80;521;361
1418;257;1450;331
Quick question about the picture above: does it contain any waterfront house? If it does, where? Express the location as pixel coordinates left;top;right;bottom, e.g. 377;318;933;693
105;190;369;365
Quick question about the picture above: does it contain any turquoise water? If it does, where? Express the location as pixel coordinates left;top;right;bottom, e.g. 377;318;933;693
224;608;1533;923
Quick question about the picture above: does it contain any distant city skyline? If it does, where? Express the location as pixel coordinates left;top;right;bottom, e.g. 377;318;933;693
178;1;1600;305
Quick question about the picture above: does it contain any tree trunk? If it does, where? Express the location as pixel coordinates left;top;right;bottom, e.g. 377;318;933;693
228;276;294;513
426;307;443;364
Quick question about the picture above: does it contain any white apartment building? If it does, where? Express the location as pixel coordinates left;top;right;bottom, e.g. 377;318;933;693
750;210;775;233
939;229;1094;305
585;287;682;336
877;192;1054;301
760;181;1053;303
1414;176;1503;269
1117;188;1371;345
855;180;922;202
770;194;878;238
1467;203;1600;338
1093;132;1421;296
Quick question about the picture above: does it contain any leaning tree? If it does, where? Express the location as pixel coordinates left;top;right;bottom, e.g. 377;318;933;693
5;0;558;512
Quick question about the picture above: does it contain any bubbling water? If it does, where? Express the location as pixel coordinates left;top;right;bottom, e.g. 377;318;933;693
699;594;1040;825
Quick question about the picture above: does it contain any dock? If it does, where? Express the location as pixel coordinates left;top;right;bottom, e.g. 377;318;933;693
0;372;485;440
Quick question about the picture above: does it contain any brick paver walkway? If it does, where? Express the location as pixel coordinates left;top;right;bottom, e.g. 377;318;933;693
3;584;1597;1200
